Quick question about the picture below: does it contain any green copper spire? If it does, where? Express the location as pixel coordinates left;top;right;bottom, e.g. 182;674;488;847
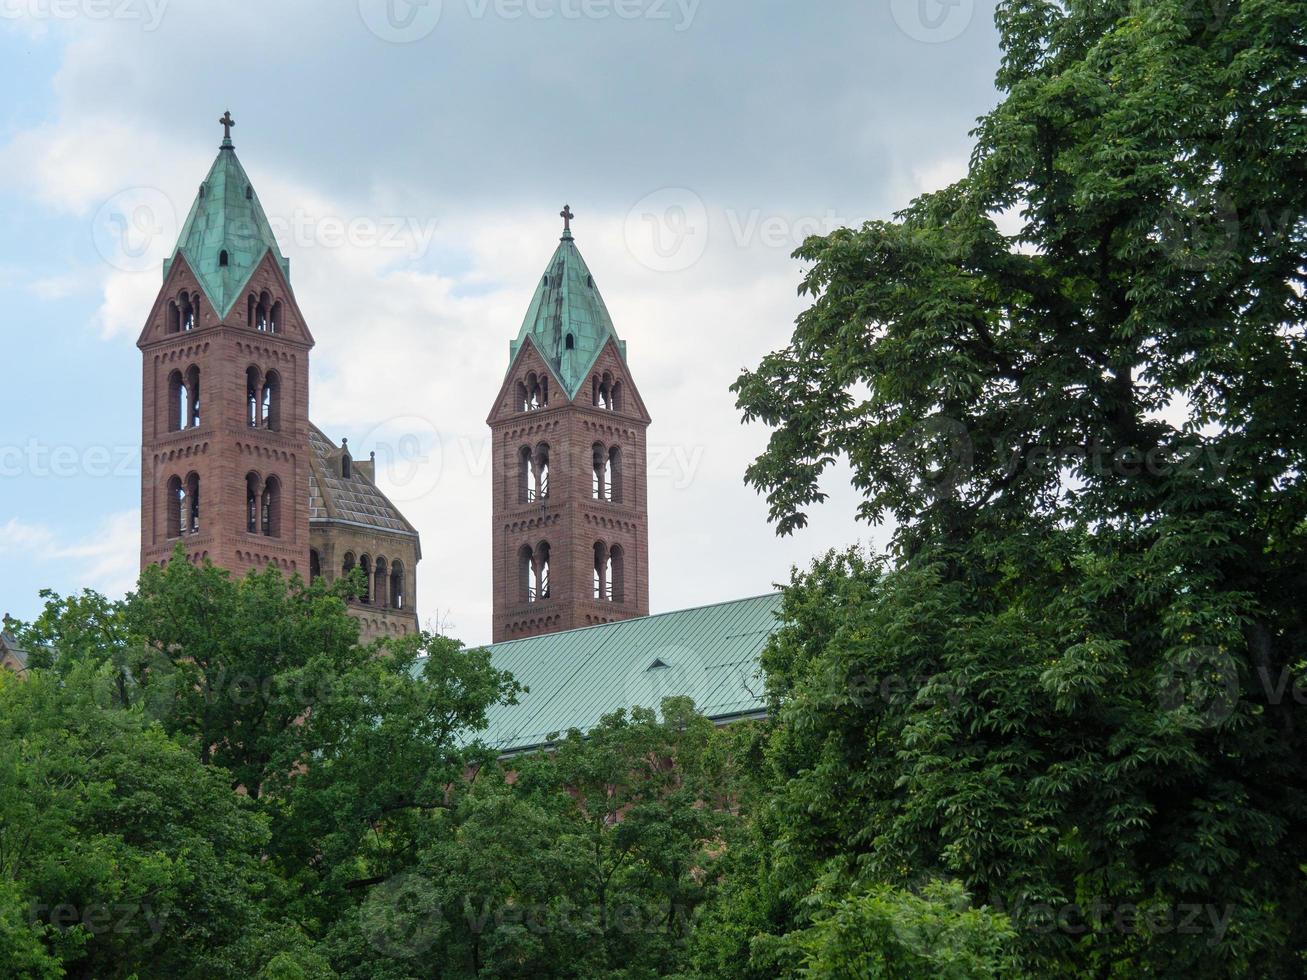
163;112;290;317
510;206;627;398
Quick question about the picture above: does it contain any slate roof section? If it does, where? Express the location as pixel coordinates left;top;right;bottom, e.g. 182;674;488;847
509;229;628;399
163;137;291;316
307;425;420;541
0;624;28;673
452;593;783;755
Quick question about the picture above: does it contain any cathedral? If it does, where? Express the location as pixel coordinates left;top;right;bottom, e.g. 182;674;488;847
136;116;776;743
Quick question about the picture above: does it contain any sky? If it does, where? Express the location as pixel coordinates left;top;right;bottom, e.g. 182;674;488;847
0;0;1001;645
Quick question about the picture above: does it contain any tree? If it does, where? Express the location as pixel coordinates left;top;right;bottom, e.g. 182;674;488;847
0;665;318;978
731;0;1307;974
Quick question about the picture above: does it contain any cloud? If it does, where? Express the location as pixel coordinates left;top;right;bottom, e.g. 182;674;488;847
0;511;139;599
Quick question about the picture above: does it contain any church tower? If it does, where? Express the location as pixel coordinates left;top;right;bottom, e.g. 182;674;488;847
138;113;314;577
488;207;652;642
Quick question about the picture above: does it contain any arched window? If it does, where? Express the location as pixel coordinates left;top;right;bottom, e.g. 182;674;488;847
533;543;550;602
309;549;322;582
521;543;551;602
168;370;186;432
270;300;282;335
343;552;356;577
261;476;281;537
535;443;550;500
592;443;608;501
342;447;352;479
593;541;610;601
608;446;623;503
611;380;623;412
219;250;229;267
609;545;625;603
359;555;372;604
516;381;528;413
390;562;406;610
180;292;198;331
184;365;201;428
247;367;262;427
519;446;534;503
246;472;261;533
262;370;281;431
167;301;180;334
254;291;272;332
522;372;549;412
374;558;389;609
247;293;256;328
565;333;575;350
185;472;200;534
518;545;534;604
166;476;184;539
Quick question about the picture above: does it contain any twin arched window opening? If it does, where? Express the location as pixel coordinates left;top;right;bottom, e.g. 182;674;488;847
166;473;201;539
246;473;282;537
519;542;551;603
592;443;623;503
168;366;202;432
166;291;201;334
519;443;550;503
341;552;407;609
246;367;282;430
247;290;282;334
592;372;622;412
593;542;625;603
517;371;549;413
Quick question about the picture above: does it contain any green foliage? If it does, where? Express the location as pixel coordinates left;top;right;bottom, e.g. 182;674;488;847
786;879;1018;979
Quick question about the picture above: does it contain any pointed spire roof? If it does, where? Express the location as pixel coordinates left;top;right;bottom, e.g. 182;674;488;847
510;207;627;399
164;125;290;317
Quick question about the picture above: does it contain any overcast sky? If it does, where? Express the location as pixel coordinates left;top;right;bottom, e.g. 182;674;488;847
0;0;1000;644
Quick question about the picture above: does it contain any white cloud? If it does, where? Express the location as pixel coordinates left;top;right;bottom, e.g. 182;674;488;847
0;511;139;599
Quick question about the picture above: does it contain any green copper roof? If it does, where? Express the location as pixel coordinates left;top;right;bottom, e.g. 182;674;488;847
510;229;627;399
163;137;290;316
440;594;782;756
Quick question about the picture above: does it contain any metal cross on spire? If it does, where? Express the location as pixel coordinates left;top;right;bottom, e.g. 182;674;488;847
219;110;235;143
560;204;575;236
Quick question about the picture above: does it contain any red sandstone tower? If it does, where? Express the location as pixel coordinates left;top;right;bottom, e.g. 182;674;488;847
138;114;314;576
487;207;652;642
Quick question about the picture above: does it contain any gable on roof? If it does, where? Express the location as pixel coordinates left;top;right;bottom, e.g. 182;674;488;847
509;230;628;400
163;138;291;318
443;593;782;755
307;425;420;546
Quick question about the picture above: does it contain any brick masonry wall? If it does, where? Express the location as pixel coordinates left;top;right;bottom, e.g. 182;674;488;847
489;342;651;643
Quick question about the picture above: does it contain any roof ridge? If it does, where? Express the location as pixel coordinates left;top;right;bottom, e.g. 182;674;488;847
486;592;783;650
